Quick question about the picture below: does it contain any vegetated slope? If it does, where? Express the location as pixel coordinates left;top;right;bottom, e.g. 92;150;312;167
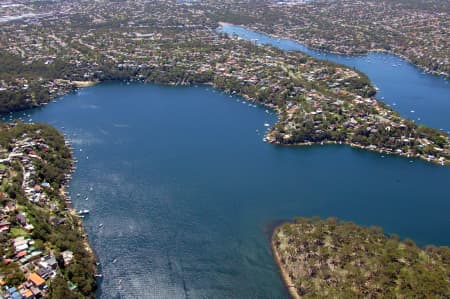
273;217;450;298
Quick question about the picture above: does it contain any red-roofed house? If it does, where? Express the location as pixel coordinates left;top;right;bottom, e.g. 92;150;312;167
16;250;27;259
28;273;45;289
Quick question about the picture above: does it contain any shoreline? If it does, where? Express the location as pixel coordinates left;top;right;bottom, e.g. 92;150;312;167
4;78;447;166
216;23;449;166
0;122;98;297
218;23;449;78
70;80;98;88
271;230;301;299
271;218;450;297
17;77;448;166
67;145;97;257
61;144;99;286
266;138;449;166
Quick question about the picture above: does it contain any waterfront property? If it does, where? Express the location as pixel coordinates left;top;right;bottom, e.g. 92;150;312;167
1;1;448;165
14;83;450;298
0;123;96;298
0;1;448;298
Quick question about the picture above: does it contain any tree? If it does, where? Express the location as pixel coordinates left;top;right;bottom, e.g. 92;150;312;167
48;276;78;299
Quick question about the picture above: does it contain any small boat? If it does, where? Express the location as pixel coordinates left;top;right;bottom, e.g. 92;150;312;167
264;123;270;127
95;274;103;278
113;259;117;264
78;209;90;215
99;223;103;228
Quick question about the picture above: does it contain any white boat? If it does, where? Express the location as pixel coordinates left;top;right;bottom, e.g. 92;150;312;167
264;123;270;127
78;209;90;215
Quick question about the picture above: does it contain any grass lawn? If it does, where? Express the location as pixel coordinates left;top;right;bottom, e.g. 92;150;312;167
10;227;29;238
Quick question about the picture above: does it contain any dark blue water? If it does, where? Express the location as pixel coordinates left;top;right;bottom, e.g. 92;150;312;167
8;81;449;298
219;24;450;133
4;26;449;298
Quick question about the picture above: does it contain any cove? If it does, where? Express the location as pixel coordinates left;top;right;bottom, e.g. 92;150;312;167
219;24;450;134
9;81;450;298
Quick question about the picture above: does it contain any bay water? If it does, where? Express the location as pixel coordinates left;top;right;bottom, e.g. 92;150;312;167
6;25;450;298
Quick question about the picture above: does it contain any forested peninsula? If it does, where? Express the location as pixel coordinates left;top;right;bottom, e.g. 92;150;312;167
272;217;450;298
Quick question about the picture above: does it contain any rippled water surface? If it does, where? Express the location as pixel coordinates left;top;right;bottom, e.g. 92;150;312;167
6;26;450;299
